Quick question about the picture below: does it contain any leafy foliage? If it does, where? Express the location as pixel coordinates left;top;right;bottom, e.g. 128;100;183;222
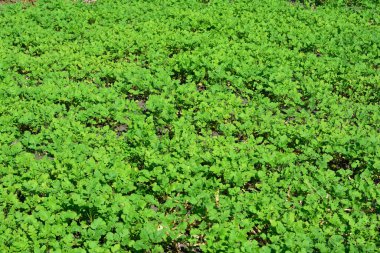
293;0;379;8
0;0;379;252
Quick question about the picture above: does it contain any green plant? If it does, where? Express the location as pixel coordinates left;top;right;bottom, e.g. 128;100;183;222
0;0;379;252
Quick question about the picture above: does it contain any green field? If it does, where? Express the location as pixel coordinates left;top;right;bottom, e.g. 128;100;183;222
0;0;379;252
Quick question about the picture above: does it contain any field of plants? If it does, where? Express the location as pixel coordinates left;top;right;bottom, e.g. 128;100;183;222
0;0;379;252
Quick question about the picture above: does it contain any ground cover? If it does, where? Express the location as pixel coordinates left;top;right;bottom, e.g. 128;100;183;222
0;0;379;252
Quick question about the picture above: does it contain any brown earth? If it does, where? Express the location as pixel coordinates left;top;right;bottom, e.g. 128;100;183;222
0;0;36;4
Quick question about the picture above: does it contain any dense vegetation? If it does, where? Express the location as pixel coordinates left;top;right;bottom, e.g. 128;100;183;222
0;0;379;252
